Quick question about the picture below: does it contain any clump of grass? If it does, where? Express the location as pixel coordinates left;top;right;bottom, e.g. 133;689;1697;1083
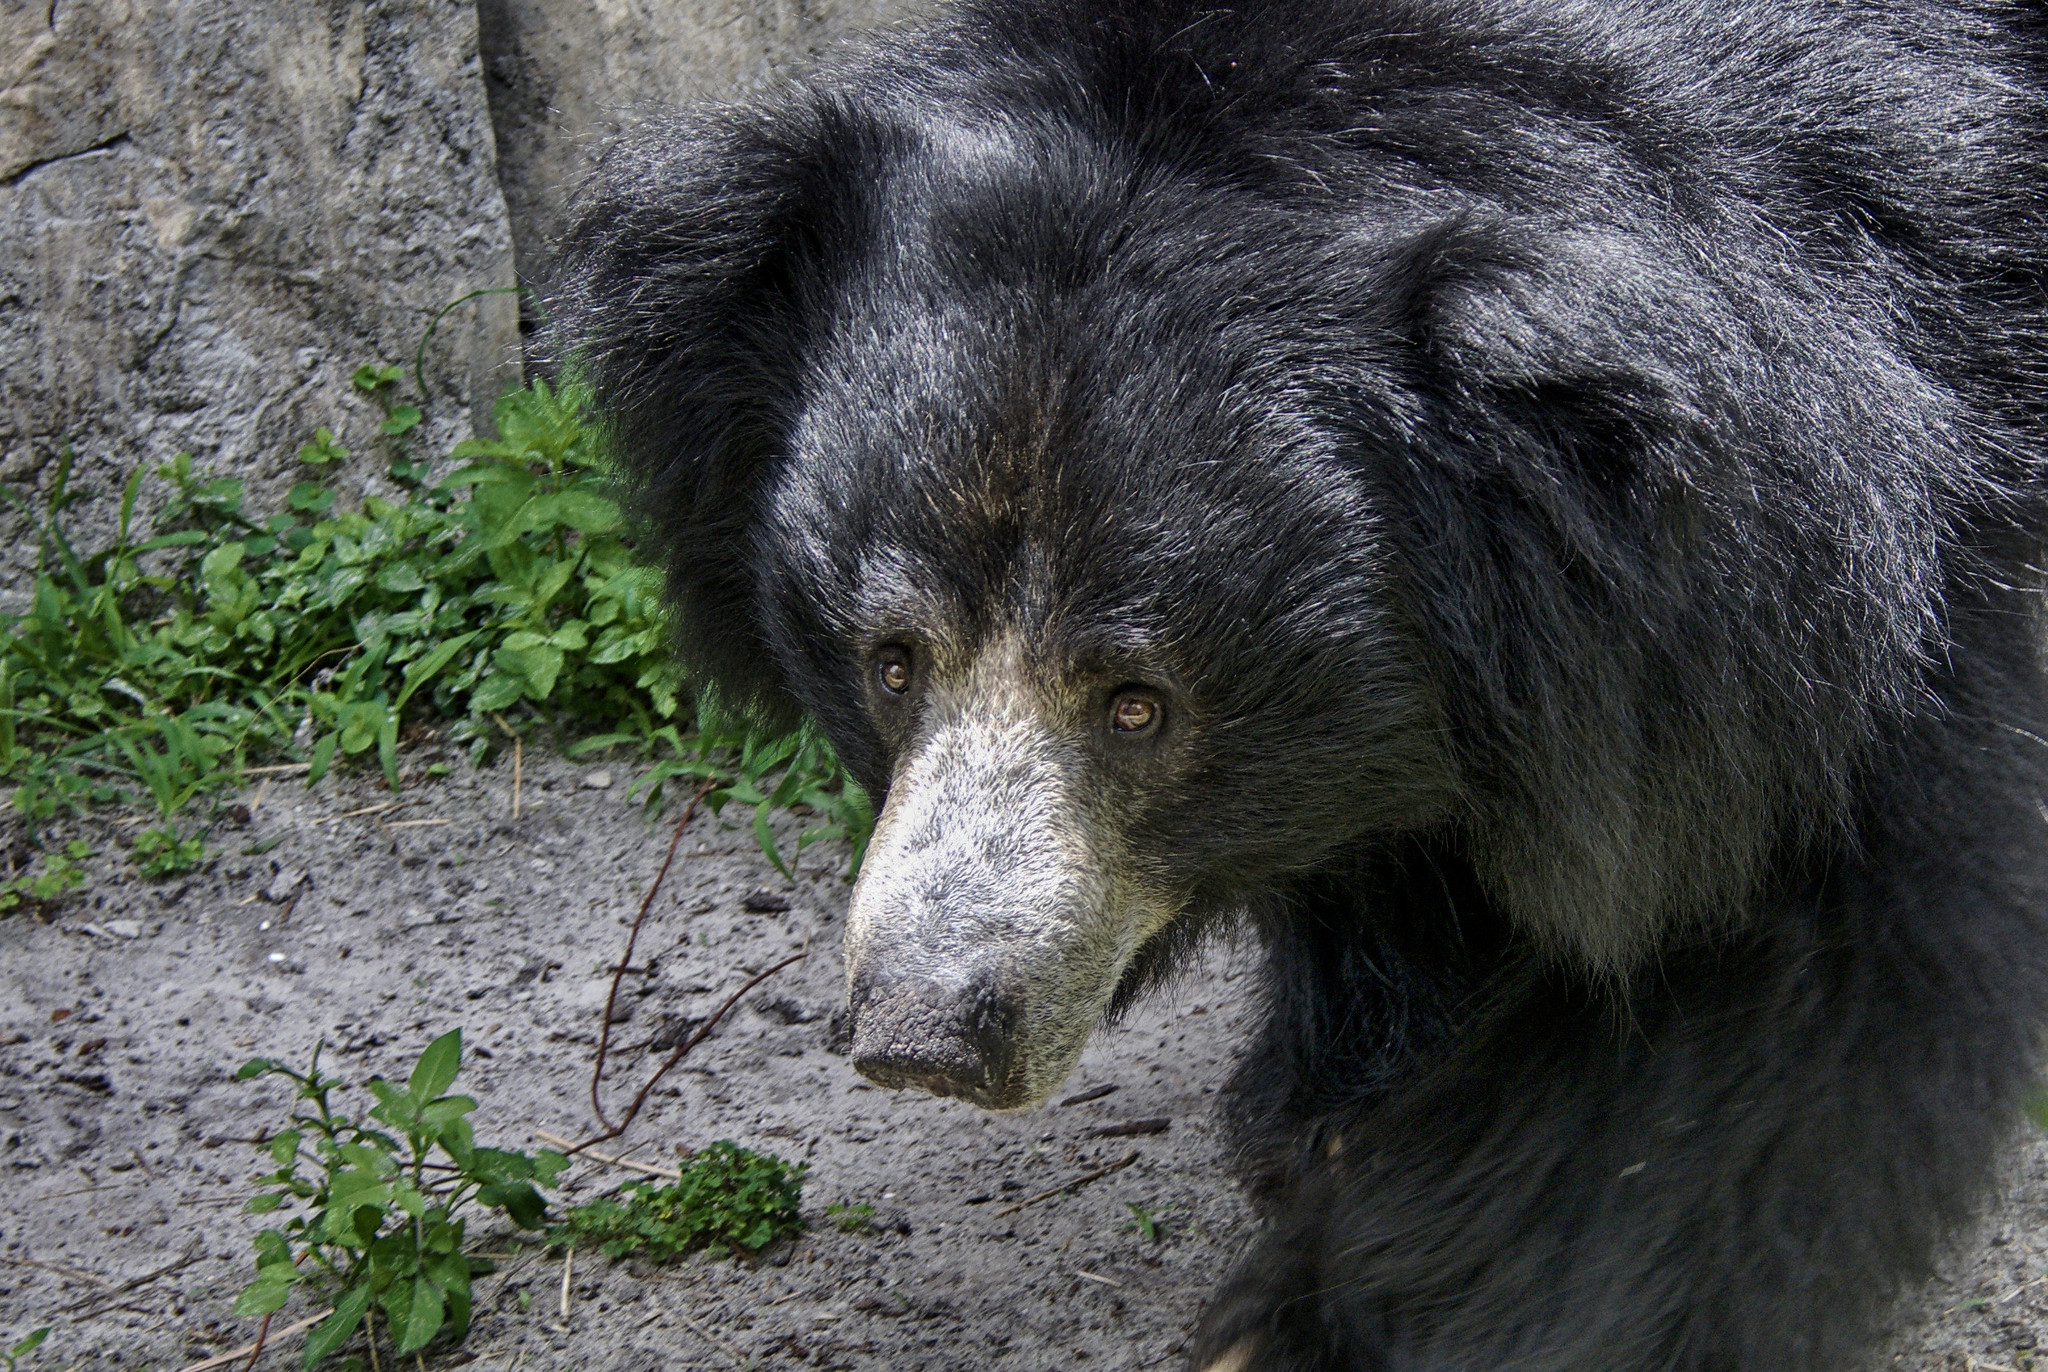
0;359;871;876
826;1200;875;1233
130;826;206;878
548;1142;808;1261
0;840;91;916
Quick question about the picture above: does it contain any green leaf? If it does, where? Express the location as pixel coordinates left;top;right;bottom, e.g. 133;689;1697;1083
409;1028;462;1104
393;1275;445;1354
523;490;621;535
307;732;339;785
353;363;403;393
288;483;336;515
394;631;477;711
479;1178;549;1230
493;642;564;701
236;1058;276;1081
419;1095;477;1132
301;1282;373;1368
8;1330;49;1360
382;405;423;436
377;708;400;791
298;427;349;467
234;1272;294;1318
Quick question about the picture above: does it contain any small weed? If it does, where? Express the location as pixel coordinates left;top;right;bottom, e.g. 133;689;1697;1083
1123;1201;1172;1243
2;1329;48;1371
549;1142;806;1261
234;1030;565;1366
0;840;92;916
131;826;207;879
826;1200;875;1234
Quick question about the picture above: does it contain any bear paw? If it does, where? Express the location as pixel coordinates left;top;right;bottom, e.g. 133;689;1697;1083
1189;1222;1385;1372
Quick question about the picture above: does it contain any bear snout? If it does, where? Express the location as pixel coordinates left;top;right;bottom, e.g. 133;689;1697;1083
846;966;1025;1107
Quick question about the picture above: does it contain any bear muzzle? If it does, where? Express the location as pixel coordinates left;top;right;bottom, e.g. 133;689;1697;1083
846;966;1026;1107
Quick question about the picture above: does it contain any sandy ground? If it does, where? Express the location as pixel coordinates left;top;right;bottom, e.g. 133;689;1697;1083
0;744;2045;1371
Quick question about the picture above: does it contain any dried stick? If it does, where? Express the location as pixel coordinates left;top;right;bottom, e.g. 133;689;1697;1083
532;1129;681;1181
587;781;714;1133
241;1311;273;1372
561;775;805;1155
994;1150;1142;1217
62;1242;203;1316
172;1310;331;1372
559;1244;574;1320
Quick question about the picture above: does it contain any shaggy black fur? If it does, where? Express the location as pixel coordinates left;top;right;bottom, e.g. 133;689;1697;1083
552;1;2048;1366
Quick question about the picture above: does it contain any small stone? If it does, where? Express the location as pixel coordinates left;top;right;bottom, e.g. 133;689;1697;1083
742;888;792;913
580;770;613;790
105;920;143;939
261;868;307;903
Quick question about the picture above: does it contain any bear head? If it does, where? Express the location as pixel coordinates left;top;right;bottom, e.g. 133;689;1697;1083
553;48;1955;1108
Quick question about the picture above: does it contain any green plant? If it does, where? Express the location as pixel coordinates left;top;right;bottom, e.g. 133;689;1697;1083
0;840;92;915
0;362;872;875
234;1030;565;1366
626;697;874;878
2;1328;47;1371
131;825;207;878
1123;1201;1172;1243
548;1141;807;1261
825;1200;874;1234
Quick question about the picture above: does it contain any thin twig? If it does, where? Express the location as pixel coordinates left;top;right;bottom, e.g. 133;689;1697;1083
384;818;451;828
577;952;806;1154
559;1243;574;1320
172;1310;331;1372
672;1308;750;1368
588;782;716;1134
492;716;522;820
242;1310;274;1372
994;1151;1142;1217
0;1254;110;1286
239;763;312;775
320;801;400;823
62;1241;202;1316
533;1129;682;1181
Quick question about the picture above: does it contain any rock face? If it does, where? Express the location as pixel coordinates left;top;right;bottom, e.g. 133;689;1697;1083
0;0;918;598
476;0;920;314
0;1;523;586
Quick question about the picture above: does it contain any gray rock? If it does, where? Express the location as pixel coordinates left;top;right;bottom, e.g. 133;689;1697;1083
0;0;922;604
261;867;307;904
0;0;521;596
475;0;922;307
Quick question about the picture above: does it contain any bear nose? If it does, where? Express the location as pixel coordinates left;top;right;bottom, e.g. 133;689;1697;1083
847;967;1021;1105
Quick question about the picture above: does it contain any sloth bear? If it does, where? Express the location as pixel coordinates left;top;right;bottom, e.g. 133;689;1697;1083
554;1;2048;1366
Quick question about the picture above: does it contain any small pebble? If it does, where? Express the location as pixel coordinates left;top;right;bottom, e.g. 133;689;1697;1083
581;770;613;790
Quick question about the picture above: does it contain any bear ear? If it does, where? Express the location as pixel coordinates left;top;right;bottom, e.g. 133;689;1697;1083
548;96;892;725
1366;215;1771;975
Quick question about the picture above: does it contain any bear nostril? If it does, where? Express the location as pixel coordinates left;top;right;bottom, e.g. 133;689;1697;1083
847;967;1019;1104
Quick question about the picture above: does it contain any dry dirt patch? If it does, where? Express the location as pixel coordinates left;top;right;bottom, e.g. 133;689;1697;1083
0;750;2042;1370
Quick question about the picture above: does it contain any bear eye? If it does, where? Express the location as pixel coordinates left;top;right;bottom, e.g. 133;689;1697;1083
876;647;912;696
1110;690;1161;735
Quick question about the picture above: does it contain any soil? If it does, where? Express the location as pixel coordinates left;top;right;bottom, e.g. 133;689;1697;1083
1;746;2044;1372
